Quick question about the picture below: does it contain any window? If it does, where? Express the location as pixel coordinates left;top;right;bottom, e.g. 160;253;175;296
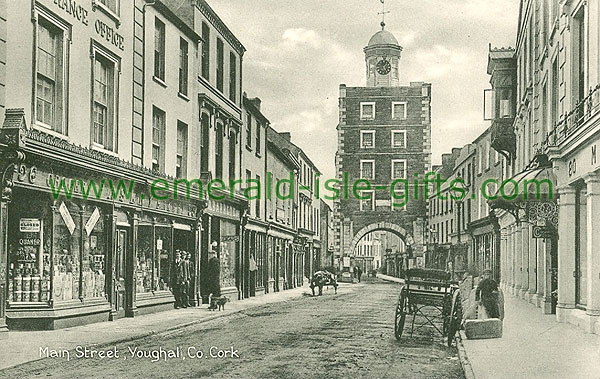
245;111;252;148
229;131;236;179
392;191;406;210
255;175;261;216
216;38;224;92
152;107;165;172
391;130;406;148
97;0;119;16
485;141;490;170
176;121;188;179
229;52;237;102
391;159;407;179
200;112;210;172
154;18;165;81
551;59;559;129
215;122;224;178
92;53;117;151
360;102;375;119
499;89;513;118
360;130;375;148
392;102;407;119
360;160;375;180
256;122;261;155
178;38;188;95
201;22;210;80
574;7;586;104
359;191;374;211
36;18;66;133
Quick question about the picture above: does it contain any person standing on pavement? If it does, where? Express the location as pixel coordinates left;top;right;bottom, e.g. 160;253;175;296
173;251;185;308
207;242;221;308
356;266;362;282
475;268;500;319
185;251;195;306
249;252;258;297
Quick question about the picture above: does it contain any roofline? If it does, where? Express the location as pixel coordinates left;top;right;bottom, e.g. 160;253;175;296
194;0;246;55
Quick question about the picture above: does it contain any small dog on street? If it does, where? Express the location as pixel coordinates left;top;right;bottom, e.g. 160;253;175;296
208;294;229;311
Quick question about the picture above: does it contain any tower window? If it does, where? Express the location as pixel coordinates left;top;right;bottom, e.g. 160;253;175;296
359;190;375;211
360;130;375;148
391;130;406;148
392;102;407;119
360;102;376;119
360;160;375;180
391;159;407;179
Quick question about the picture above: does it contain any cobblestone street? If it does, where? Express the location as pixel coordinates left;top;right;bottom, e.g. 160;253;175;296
1;280;463;378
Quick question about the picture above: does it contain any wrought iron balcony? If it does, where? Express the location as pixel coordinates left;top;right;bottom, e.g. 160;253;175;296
543;84;600;148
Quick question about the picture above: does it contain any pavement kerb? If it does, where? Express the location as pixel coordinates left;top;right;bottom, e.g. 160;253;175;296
456;330;476;379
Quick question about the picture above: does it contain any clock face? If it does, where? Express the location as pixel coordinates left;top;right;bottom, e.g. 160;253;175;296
376;59;391;75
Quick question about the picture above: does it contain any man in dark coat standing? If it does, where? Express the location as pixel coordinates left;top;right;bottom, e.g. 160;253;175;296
476;268;500;318
207;242;221;308
174;250;188;308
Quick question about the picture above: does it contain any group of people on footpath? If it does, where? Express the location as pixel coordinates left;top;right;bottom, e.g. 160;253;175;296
173;241;222;309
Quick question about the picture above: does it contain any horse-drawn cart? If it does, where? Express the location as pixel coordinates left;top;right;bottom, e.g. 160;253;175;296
394;268;462;346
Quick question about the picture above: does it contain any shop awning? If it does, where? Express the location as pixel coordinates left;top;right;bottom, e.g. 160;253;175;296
488;154;558;227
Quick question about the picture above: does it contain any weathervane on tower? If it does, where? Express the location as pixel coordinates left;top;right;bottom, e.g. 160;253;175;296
378;0;390;29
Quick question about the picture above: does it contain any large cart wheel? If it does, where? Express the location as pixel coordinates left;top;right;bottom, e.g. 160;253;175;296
394;289;408;340
447;289;463;347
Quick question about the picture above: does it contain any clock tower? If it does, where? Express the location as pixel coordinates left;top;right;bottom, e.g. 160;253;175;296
364;22;403;87
334;19;431;277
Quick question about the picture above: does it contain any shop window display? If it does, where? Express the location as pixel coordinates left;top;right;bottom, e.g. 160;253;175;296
52;202;81;301
81;208;106;299
155;226;173;291
7;194;51;303
136;225;157;293
220;221;237;289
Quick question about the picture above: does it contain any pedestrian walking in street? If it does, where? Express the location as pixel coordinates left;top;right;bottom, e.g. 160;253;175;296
475;268;500;319
249;253;258;297
356;266;362;282
207;242;221;309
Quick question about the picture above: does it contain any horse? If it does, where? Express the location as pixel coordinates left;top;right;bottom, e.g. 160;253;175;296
310;271;338;296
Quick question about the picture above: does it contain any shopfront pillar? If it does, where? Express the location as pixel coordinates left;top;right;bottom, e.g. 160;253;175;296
0;175;12;334
125;212;138;317
543;239;555;314
105;211;117;320
584;174;600;316
521;224;530;297
533;238;543;305
557;186;577;314
506;227;513;288
528;235;537;299
514;224;522;292
510;225;516;289
191;217;201;306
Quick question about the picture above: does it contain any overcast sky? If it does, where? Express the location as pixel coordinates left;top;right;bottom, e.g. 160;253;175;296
209;0;520;179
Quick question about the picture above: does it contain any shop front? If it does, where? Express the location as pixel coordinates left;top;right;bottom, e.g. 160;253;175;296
0;125;202;329
266;224;294;293
469;216;500;282
199;199;245;303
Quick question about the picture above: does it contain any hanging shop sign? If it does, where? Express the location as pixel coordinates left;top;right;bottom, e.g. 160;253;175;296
532;225;556;239
221;235;240;242
85;207;101;236
19;218;41;233
59;202;76;235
